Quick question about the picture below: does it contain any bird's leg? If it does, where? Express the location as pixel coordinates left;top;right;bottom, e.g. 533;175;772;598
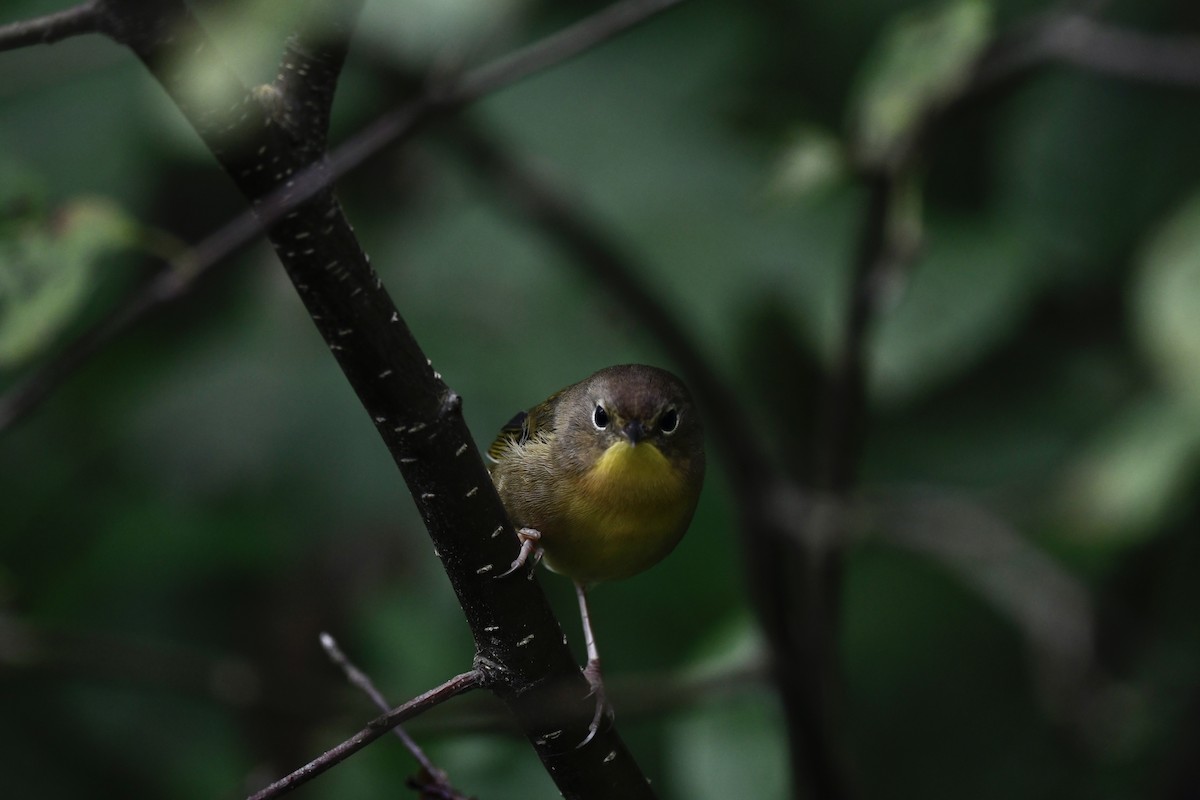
498;527;543;579
575;582;613;748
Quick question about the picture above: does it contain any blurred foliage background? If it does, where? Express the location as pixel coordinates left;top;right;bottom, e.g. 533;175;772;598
3;0;1200;798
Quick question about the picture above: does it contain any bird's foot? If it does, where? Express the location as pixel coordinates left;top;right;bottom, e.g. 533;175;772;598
577;658;614;749
497;527;543;579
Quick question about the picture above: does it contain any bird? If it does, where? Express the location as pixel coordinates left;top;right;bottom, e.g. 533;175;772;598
486;363;706;745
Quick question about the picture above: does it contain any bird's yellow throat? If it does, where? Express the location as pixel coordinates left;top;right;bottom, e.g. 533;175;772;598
580;438;686;506
585;439;681;498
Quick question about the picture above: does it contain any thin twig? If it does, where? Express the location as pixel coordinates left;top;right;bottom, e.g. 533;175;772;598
857;487;1126;750
319;632;445;782
415;655;770;736
994;12;1200;89
858;489;1095;673
969;11;1200;97
0;261;196;431
0;0;690;435
0;1;100;53
275;0;691;206
246;670;482;800
460;0;686;102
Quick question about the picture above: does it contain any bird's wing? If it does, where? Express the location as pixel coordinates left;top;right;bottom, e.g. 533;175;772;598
486;410;528;463
485;390;563;463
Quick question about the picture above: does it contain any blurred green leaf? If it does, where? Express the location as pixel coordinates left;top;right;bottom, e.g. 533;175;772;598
871;217;1036;404
666;691;787;800
766;126;848;201
468;3;845;378
0;197;138;367
194;0;308;81
356;0;528;64
1133;190;1200;408
0;158;47;214
850;0;993;168
658;618;780;799
1055;397;1200;545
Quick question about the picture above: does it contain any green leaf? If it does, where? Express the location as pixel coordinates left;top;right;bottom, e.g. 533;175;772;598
871;216;1036;405
666;618;784;800
1133;191;1200;409
357;0;526;63
0;198;138;367
850;0;993;168
766;126;848;202
1054;397;1200;546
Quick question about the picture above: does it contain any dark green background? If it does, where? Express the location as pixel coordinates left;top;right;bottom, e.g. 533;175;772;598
3;0;1200;797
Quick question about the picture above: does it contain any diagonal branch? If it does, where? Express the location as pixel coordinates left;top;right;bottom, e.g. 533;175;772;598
247;670;482;800
987;12;1200;89
461;0;686;102
270;2;363;154
0;0;690;436
80;1;669;796
0;1;100;52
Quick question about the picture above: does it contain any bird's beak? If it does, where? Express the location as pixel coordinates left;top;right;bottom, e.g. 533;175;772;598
622;419;645;445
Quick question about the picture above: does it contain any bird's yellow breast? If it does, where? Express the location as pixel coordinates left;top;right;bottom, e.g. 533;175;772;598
542;441;698;584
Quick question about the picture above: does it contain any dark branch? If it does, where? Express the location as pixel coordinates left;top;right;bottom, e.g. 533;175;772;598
818;174;920;494
270;1;364;153
416;656;769;736
770;174;920;800
0;0;690;436
247;671;482;800
998;13;1200;89
461;0;686;102
81;1;667;795
0;1;100;52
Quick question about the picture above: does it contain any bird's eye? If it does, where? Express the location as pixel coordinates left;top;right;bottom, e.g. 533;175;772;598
592;404;609;430
659;408;679;434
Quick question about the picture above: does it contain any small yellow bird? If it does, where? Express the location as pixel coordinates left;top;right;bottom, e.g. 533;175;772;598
487;364;706;743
